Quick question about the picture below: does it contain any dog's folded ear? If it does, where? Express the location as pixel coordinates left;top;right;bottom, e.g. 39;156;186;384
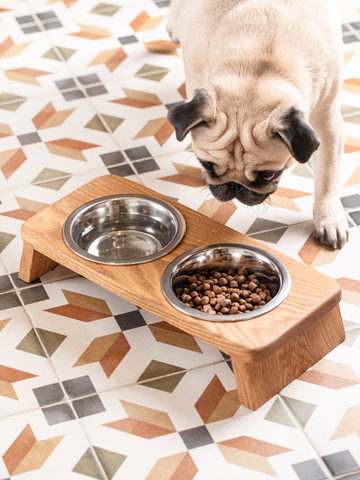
168;89;214;141
274;108;320;163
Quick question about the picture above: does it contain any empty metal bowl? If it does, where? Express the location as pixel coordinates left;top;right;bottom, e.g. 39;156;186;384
63;194;186;265
161;243;291;322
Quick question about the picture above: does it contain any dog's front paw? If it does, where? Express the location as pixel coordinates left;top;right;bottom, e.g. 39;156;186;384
313;199;349;249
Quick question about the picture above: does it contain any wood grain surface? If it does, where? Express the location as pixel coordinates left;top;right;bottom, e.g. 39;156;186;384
231;305;345;409
19;175;342;363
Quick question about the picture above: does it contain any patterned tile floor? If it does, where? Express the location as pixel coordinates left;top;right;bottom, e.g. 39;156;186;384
0;0;360;479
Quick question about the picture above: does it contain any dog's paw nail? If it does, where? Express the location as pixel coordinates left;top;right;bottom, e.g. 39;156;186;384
313;226;349;249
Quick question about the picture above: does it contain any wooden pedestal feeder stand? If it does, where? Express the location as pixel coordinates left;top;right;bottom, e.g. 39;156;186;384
18;175;345;410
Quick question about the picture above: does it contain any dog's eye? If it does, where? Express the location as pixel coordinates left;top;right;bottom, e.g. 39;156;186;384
263;172;277;181
256;170;281;183
199;160;220;178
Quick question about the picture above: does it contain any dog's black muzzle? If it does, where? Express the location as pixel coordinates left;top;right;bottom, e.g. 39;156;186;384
208;182;270;206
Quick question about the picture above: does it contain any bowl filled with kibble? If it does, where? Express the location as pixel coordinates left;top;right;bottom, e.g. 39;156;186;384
161;243;291;322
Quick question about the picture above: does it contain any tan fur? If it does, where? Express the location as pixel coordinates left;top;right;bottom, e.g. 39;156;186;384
167;0;349;248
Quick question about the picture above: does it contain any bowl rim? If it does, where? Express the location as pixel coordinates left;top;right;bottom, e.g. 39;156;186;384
63;193;186;265
161;243;291;322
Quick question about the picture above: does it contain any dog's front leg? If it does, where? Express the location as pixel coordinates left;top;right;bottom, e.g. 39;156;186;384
310;104;349;248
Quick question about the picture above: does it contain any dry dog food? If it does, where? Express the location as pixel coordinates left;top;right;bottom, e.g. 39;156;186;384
175;267;279;315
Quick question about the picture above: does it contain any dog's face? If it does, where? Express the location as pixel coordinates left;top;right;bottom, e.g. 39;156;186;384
168;79;320;206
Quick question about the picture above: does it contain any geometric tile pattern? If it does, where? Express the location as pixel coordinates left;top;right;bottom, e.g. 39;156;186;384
45;138;99;161
0;365;37;400
0;37;30;59
88;48;127;72
32;102;75;130
148;321;202;353
104;401;177;439
160;162;206;188
93;446;127;480
0;0;360;477
2;424;64;476
72;447;105;480
0;149;27;179
130;11;165;32
331;405;360;439
195;375;241;423
4;68;50;86
73;333;131;377
298;359;360;389
137;360;186;392
336;278;360;305
298;233;342;267
45;290;113;322
112;89;162;108
218;436;292;476
133;117;174;146
145;452;197;480
179;426;214;449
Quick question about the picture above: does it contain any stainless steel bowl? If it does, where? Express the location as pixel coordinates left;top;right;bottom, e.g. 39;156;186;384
161;243;291;322
63;194;186;265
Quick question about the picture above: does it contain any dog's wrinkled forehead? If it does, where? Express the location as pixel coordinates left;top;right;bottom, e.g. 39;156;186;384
190;108;291;184
167;85;320;175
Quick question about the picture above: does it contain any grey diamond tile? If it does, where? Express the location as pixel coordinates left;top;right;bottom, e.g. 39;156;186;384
33;383;65;407
108;164;136;177
22;25;41;34
0;275;13;294
292;459;328;480
62;90;85;101
63;376;96;399
343;35;360;44
77;73;100;85
179;426;214;449
37;11;57;20
115;310;146;331
155;0;170;7
0;292;22;310
133;158;159;174
55;78;77;90
72;395;106;418
340;474;360;480
16;15;35;24
86;85;108;96
44;21;62;30
124;146;151;161
42;403;76;425
349;210;360;225
20;285;49;305
100;151;125;166
341;194;360;210
17;132;41;146
118;35;138;45
322;450;359;477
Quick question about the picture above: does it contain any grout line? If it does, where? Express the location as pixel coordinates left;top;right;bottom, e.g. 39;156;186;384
278;395;336;480
335;469;360;479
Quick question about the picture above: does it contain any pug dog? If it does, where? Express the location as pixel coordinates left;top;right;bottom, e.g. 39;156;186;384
167;0;349;248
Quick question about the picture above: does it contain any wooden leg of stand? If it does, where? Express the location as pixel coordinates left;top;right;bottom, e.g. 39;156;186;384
231;305;345;410
19;241;58;283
